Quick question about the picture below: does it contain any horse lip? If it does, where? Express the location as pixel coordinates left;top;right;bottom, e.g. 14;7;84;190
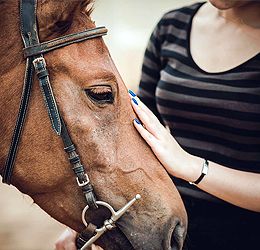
116;224;135;250
97;224;135;250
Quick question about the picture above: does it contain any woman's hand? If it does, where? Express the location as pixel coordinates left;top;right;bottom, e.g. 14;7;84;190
128;91;260;212
128;90;198;182
54;228;103;250
55;228;77;250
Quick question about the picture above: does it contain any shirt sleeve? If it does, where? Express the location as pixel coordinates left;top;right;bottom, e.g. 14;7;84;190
137;20;164;124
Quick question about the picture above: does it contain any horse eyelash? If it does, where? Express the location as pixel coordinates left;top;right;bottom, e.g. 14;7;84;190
84;89;114;104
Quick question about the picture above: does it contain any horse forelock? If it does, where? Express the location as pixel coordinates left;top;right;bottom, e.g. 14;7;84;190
80;0;94;16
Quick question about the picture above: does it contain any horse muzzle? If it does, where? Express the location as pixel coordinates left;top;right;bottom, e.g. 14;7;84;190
116;210;187;250
76;193;186;250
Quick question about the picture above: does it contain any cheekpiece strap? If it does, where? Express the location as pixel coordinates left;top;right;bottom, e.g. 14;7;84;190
33;57;61;134
61;118;98;209
22;0;61;135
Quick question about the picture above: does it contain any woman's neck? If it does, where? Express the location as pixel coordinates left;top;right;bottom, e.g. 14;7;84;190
218;3;260;29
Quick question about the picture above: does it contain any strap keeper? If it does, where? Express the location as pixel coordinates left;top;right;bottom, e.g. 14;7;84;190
64;144;76;153
36;69;49;79
72;165;85;175
69;155;80;164
189;159;209;185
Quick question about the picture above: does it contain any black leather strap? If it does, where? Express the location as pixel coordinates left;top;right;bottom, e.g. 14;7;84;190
24;27;107;58
20;0;39;47
2;58;34;184
2;0;38;184
76;223;97;249
33;57;61;134
189;159;209;185
60;118;98;209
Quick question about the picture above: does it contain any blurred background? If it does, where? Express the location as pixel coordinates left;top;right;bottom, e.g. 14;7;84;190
0;0;196;249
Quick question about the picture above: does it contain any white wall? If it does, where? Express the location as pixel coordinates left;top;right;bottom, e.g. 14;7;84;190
93;0;196;90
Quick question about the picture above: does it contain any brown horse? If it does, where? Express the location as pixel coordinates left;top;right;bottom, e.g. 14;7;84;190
0;1;187;249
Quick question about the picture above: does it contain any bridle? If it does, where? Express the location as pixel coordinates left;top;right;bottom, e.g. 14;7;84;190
1;0;140;249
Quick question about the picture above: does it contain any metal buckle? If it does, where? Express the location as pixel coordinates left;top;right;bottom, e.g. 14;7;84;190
32;57;46;68
80;194;141;250
76;174;90;187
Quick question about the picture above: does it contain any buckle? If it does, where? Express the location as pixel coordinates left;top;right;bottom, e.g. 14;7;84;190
76;174;90;187
32;57;46;68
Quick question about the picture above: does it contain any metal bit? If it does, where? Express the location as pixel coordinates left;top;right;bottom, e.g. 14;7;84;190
80;194;141;250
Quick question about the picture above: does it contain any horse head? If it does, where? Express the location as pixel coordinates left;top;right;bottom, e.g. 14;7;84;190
0;1;187;249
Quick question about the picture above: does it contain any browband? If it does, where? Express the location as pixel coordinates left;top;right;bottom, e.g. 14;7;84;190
23;27;108;58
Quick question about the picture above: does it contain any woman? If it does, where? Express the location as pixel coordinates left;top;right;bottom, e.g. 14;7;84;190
56;0;260;249
131;0;260;249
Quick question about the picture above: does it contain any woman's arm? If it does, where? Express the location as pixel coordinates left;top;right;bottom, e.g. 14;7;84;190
130;93;260;212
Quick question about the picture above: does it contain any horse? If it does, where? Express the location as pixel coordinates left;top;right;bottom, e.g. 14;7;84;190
0;1;187;249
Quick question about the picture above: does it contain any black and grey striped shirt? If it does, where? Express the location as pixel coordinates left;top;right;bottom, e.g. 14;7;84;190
138;2;260;200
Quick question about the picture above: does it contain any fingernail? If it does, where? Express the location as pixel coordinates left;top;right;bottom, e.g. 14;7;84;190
132;98;138;105
134;118;141;125
128;89;136;97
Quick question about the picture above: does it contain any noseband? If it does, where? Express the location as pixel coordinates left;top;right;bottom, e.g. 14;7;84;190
2;0;140;249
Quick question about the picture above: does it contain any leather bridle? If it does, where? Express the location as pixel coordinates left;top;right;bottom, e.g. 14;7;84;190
2;0;140;249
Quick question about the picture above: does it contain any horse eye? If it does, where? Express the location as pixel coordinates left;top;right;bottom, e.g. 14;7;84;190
85;86;114;104
53;20;71;33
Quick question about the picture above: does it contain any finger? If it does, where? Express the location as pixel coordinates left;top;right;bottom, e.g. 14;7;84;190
131;99;156;133
64;242;77;250
134;118;174;168
128;90;168;138
134;118;158;148
135;97;156;117
131;99;166;139
91;245;104;250
128;89;137;99
129;98;165;135
55;228;77;250
128;90;158;118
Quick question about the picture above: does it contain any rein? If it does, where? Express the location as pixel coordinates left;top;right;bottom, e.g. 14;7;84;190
2;0;140;249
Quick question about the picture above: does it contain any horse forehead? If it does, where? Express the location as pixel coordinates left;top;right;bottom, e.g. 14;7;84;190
36;1;94;41
37;1;77;24
37;0;92;20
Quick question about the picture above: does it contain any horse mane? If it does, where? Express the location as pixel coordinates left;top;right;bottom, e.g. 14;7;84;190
81;0;94;16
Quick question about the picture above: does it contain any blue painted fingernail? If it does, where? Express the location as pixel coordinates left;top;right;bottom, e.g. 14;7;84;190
132;98;138;105
128;89;136;97
134;118;141;125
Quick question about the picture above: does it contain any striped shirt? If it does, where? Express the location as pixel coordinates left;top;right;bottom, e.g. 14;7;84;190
138;2;260;201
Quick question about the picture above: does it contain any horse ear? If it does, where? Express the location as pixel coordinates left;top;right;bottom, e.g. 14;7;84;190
81;0;94;16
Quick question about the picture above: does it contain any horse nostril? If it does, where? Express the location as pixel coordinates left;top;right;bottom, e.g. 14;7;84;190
170;231;180;250
170;222;186;250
